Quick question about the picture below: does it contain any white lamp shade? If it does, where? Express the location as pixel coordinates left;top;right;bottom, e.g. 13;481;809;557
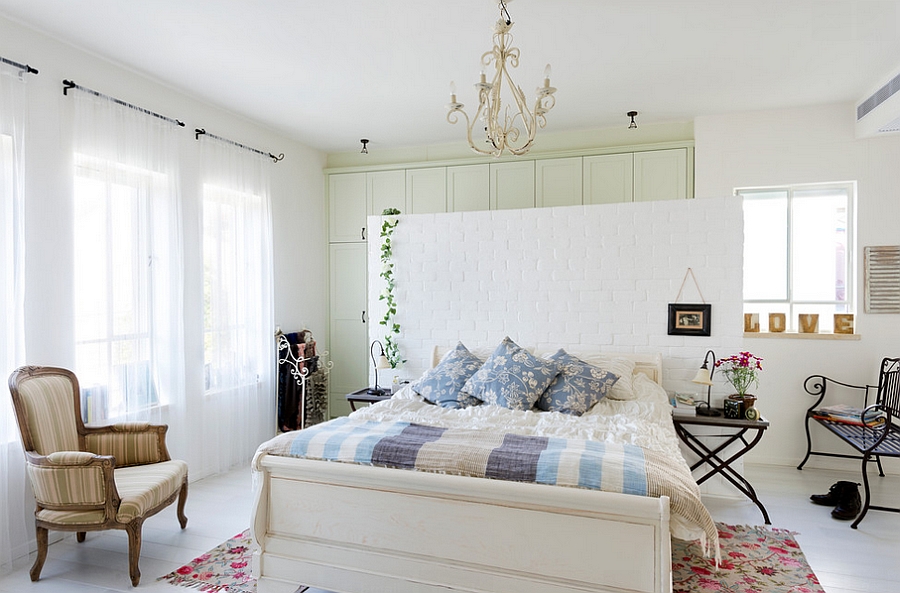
375;355;391;370
691;367;713;386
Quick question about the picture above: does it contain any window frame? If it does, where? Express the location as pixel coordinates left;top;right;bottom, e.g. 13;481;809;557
737;181;856;332
201;182;265;395
73;154;163;419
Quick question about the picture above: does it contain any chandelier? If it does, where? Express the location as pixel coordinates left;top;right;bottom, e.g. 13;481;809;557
446;0;556;157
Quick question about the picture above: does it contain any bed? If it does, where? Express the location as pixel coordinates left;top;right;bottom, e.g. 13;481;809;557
250;344;717;593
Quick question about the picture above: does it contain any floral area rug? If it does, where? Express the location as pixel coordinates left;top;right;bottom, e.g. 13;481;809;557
673;523;825;593
162;524;822;593
158;530;308;593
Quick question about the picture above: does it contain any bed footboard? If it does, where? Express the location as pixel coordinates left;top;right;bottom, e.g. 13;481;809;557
252;455;672;593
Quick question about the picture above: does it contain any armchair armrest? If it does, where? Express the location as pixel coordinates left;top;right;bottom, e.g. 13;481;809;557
25;450;121;519
83;423;172;466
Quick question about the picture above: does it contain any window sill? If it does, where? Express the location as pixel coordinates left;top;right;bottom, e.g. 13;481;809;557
743;332;861;341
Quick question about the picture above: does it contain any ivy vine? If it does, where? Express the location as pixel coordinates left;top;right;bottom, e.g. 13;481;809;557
379;208;404;368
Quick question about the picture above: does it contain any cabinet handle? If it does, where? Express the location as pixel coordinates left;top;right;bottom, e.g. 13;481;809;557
361;227;366;241
362;310;366;324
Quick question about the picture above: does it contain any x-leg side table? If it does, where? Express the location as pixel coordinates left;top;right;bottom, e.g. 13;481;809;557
672;413;771;524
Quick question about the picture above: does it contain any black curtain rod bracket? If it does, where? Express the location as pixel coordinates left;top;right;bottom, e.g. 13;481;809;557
0;56;38;75
61;79;185;127
194;127;284;163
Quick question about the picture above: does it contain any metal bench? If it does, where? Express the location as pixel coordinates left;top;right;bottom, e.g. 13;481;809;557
797;357;900;528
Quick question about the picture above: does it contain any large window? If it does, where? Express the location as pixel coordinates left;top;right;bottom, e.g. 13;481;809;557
203;183;267;393
738;182;855;331
73;155;162;421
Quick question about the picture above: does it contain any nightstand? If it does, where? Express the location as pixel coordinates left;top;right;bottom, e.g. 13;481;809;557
672;412;771;524
345;388;392;412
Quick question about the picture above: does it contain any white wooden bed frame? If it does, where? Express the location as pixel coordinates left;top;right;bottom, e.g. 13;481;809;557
251;350;673;593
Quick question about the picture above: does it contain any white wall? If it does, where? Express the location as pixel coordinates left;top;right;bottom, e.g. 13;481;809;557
695;103;900;470
0;15;327;472
368;198;744;396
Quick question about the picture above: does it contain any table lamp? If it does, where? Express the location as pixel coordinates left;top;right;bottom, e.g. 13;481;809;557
368;340;392;396
691;349;721;416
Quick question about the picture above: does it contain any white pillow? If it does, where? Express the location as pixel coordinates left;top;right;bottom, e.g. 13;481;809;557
539;351;637;401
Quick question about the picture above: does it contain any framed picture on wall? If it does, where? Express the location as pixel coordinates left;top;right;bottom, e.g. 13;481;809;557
667;303;711;336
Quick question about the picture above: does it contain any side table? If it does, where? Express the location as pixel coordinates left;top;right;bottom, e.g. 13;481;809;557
672;412;771;524
346;388;392;412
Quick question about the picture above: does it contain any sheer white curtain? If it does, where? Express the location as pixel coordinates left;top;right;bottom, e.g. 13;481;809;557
0;63;29;573
70;89;186;451
197;136;274;474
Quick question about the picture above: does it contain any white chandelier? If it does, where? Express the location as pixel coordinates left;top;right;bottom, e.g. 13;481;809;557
446;0;556;157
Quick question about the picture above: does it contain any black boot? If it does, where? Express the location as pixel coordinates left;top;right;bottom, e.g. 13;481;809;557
810;481;856;506
831;482;862;520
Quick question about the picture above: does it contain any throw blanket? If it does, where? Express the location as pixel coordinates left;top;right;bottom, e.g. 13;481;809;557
257;417;718;553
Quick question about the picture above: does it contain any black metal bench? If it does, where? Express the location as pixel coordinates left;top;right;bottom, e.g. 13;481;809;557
797;357;900;528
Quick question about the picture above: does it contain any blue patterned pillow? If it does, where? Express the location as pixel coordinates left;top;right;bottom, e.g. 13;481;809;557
537;349;619;415
462;337;561;411
410;342;483;409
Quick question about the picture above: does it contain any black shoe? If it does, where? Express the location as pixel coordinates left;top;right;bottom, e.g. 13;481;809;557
831;483;862;520
810;481;857;506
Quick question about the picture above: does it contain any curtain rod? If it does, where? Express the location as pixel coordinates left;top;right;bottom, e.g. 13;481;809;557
62;79;185;127
0;56;38;75
194;128;284;163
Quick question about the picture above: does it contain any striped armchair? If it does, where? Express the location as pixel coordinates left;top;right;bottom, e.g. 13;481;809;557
8;366;188;586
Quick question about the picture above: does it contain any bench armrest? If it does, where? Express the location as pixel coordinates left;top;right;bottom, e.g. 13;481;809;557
803;375;877;414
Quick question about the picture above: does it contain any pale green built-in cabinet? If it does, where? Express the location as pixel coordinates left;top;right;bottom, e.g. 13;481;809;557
325;144;693;417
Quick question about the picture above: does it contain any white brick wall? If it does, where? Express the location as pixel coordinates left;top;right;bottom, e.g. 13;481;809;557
369;197;744;398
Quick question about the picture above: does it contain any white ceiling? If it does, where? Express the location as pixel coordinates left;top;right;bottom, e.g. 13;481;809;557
2;0;899;154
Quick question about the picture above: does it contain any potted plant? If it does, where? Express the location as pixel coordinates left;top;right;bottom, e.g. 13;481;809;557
716;351;763;417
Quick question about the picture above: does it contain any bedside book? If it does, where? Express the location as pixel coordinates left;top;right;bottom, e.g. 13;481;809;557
670;392;697;416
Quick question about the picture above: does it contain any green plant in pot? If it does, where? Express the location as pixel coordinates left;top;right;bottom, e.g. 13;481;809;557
716;351;763;417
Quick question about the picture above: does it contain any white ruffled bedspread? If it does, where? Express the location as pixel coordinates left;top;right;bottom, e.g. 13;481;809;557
350;373;712;547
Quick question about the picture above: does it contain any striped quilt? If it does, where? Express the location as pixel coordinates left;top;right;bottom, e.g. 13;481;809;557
258;417;718;551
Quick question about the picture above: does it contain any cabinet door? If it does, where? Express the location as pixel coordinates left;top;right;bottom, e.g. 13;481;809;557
406;167;447;214
328;173;368;242
583;153;634;205
490;161;535;210
328;243;368;417
368;170;406;217
535;157;583;207
447;164;490;212
633;148;687;202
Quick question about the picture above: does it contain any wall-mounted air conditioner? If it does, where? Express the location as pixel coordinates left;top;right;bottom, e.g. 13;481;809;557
855;70;900;138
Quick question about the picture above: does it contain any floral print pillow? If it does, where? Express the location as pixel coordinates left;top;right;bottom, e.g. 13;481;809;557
410;342;483;409
462;337;562;411
537;349;619;415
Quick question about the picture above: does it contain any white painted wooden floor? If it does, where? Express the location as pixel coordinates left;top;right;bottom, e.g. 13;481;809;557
0;463;896;593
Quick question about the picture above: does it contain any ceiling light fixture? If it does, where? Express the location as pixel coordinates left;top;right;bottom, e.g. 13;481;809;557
446;0;556;157
360;138;369;154
628;111;638;129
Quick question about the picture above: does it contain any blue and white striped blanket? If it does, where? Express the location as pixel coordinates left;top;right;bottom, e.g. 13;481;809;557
276;417;650;495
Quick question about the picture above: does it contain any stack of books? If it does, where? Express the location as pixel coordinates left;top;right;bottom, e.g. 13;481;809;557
670;392;697;417
813;403;885;427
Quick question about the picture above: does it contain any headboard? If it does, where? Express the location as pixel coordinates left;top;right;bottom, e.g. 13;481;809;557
430;345;664;386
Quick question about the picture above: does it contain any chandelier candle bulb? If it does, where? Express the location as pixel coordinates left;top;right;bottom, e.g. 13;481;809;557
445;0;557;157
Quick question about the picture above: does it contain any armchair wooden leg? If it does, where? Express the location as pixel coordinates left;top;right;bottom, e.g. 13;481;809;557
76;532;86;543
126;520;143;586
30;526;48;582
177;479;188;529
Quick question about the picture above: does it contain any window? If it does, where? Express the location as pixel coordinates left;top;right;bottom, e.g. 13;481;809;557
738;182;855;332
203;183;266;393
73;155;162;421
